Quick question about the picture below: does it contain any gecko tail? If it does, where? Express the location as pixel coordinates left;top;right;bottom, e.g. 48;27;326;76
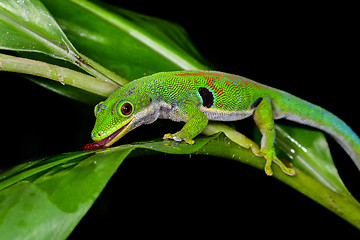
273;92;360;172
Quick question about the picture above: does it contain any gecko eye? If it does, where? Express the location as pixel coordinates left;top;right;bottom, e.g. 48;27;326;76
117;101;134;117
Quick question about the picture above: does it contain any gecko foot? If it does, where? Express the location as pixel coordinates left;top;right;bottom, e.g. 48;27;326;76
163;133;195;145
252;148;295;176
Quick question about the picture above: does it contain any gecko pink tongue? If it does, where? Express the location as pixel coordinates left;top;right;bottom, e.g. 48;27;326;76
83;141;103;151
83;127;124;151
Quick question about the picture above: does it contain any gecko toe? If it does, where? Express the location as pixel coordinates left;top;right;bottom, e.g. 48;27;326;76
163;133;195;144
252;148;295;176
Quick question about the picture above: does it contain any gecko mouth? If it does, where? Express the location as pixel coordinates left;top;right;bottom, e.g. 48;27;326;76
83;121;131;151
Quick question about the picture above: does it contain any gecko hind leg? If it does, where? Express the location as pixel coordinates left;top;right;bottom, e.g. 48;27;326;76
253;97;295;176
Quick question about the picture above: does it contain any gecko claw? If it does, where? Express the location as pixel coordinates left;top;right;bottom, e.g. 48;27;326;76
163;133;195;145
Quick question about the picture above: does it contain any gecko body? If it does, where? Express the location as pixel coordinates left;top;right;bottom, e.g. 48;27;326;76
84;70;360;176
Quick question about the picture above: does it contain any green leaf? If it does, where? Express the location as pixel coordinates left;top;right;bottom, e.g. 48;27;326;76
1;133;359;239
252;123;359;203
274;124;351;196
0;134;218;239
0;0;126;85
196;133;360;229
0;0;74;58
41;0;209;80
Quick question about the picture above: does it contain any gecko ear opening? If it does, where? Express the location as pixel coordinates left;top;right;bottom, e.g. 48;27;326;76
94;102;106;117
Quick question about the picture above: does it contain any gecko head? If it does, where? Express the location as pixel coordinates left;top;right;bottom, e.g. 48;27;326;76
85;83;153;150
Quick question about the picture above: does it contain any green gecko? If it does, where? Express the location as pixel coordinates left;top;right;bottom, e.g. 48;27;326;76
84;70;360;176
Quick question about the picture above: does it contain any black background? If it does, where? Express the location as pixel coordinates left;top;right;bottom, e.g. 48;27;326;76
1;1;359;237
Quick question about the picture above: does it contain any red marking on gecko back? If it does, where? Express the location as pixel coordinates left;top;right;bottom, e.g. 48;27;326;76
240;79;264;90
205;77;224;96
174;71;225;78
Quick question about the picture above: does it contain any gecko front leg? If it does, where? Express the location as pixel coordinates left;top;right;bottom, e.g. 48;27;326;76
164;101;208;144
252;97;295;176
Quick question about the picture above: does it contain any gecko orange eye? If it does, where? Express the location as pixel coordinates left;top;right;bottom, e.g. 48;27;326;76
121;103;132;115
117;101;134;117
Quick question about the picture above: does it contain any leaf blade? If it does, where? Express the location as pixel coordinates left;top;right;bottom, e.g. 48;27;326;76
42;0;209;82
274;124;352;197
2;133;359;239
67;0;207;70
0;0;76;59
0;135;219;239
0;0;126;85
0;148;130;239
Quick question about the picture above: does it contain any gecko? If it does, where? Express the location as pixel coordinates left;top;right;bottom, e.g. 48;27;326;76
84;70;360;176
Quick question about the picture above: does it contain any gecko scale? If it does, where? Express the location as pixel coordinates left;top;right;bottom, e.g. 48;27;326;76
84;70;360;176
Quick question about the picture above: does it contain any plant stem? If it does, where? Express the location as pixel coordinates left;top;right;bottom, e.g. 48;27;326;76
0;53;119;97
76;53;129;86
203;122;260;151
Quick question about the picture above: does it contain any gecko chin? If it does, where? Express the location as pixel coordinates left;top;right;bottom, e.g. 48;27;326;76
84;120;133;151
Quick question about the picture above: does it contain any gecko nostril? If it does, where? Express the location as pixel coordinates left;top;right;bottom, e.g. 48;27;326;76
92;132;101;139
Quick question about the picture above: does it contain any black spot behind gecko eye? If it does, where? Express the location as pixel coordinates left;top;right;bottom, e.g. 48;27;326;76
198;87;214;108
251;97;263;109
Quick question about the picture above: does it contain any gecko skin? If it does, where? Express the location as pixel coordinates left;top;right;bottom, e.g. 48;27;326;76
84;70;360;176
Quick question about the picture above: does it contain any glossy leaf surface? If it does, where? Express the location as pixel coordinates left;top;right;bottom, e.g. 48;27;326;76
275;124;350;195
41;0;208;80
0;135;218;239
0;0;126;85
0;0;74;57
1;133;359;240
